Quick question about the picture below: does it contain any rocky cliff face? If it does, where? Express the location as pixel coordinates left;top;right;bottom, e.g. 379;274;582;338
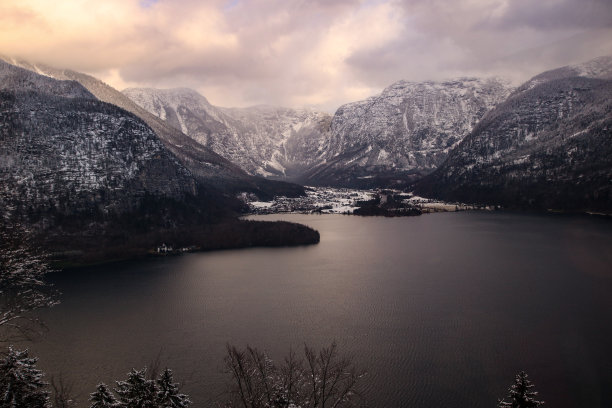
123;87;331;179
124;79;512;188
217;105;331;179
415;62;612;212
301;78;513;187
0;60;203;230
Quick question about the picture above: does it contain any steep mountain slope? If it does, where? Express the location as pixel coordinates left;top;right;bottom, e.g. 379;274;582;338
217;105;331;179
123;87;331;179
0;57;303;199
301;78;513;187
0;60;217;230
415;62;612;212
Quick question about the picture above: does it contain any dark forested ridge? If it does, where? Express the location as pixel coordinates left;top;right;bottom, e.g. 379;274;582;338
0;68;200;224
48;219;320;266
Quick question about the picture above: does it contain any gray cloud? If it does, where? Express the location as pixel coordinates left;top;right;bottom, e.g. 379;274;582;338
344;0;612;93
481;0;612;30
1;0;611;112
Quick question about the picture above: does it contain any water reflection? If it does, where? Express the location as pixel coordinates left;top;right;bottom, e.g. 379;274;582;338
20;212;612;408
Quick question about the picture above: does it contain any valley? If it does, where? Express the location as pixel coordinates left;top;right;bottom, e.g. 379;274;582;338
1;46;612;408
2;54;612;265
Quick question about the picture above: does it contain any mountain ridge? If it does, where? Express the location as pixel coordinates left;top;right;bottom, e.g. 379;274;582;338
0;56;305;200
123;87;332;180
0;59;320;264
0;59;208;228
414;59;612;212
124;77;513;188
298;77;514;187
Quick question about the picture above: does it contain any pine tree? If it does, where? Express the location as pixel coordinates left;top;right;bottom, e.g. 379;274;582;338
115;369;157;408
498;371;544;408
155;369;190;408
89;383;119;408
0;347;51;408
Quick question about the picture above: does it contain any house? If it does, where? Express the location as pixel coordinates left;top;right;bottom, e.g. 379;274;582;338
156;243;172;253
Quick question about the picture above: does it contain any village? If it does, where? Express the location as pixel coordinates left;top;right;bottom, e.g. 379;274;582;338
241;186;495;215
150;188;494;256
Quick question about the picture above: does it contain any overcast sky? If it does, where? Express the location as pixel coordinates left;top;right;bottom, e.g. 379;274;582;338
2;0;611;112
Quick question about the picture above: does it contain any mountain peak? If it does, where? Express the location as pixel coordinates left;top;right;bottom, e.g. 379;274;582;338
0;59;94;99
123;87;211;107
517;54;612;92
569;55;612;79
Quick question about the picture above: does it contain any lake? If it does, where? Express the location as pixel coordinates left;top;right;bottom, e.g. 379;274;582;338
20;212;612;407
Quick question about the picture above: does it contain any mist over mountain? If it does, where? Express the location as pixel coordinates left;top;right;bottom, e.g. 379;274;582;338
516;55;612;93
123;87;332;181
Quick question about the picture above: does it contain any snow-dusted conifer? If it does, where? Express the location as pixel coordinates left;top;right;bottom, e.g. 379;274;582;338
0;346;51;408
89;383;118;408
155;368;190;408
115;369;157;408
498;371;544;408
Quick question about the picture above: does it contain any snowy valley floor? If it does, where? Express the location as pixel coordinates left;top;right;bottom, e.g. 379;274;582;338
241;186;495;215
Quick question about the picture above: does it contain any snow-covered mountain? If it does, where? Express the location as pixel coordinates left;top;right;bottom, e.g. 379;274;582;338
124;78;512;188
415;56;612;212
301;78;513;187
123;87;332;179
0;59;201;229
1;56;305;199
0;58;321;262
516;55;612;93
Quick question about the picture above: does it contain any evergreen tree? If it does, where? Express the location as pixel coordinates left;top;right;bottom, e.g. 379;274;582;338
115;369;157;408
90;383;119;408
0;347;51;408
155;369;190;408
498;371;544;408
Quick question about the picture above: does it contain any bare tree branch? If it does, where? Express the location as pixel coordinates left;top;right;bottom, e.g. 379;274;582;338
223;343;366;408
0;225;59;342
51;373;77;408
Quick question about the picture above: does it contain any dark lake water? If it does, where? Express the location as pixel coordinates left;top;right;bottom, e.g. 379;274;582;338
19;212;612;407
